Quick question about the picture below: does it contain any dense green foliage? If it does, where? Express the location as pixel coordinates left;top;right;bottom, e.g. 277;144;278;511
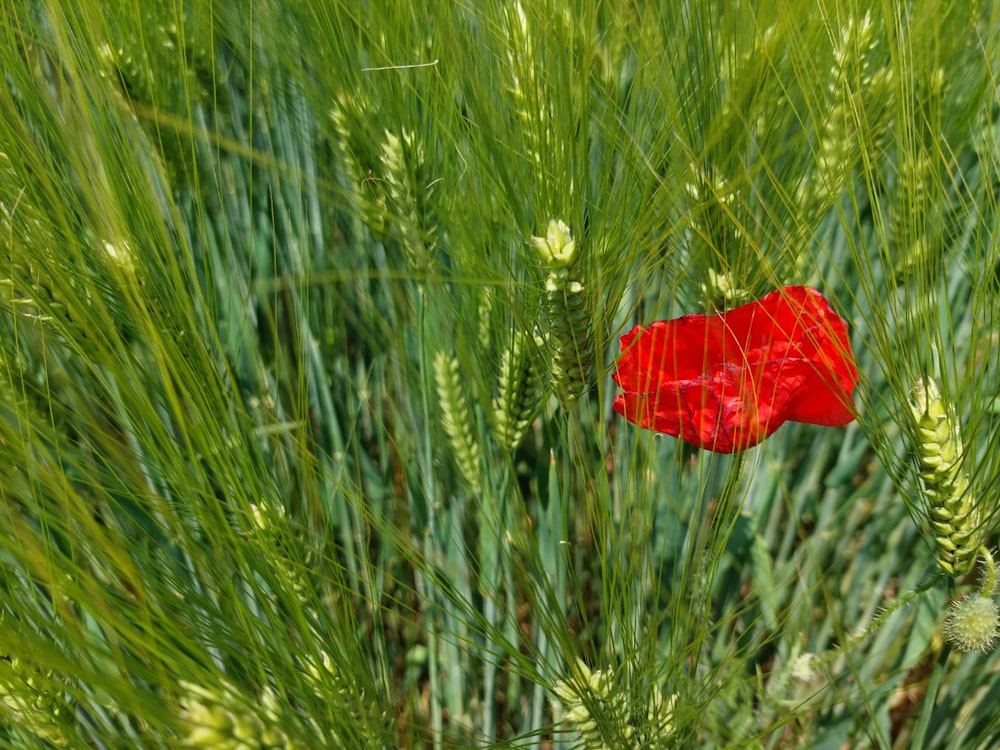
2;1;1000;747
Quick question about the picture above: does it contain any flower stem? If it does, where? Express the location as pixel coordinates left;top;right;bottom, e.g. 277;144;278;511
978;546;997;596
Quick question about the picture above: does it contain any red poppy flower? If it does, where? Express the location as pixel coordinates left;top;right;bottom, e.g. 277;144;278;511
612;286;858;453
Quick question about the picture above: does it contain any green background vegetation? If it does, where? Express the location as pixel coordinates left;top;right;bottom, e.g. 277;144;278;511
2;1;1000;747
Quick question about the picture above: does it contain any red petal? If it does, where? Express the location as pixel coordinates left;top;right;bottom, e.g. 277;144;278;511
612;286;858;452
612;315;738;392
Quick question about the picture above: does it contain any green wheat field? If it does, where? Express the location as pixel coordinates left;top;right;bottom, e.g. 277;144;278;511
2;1;1000;747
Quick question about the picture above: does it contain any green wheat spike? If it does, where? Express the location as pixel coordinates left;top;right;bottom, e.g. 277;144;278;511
532;220;594;404
800;12;891;226
909;378;981;577
178;680;295;749
433;351;482;493
380;129;436;277
504;2;546;169
493;329;546;452
552;659;678;750
0;655;75;746
329;97;388;235
477;288;494;355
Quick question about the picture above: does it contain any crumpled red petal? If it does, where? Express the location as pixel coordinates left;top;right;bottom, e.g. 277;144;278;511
612;286;858;453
